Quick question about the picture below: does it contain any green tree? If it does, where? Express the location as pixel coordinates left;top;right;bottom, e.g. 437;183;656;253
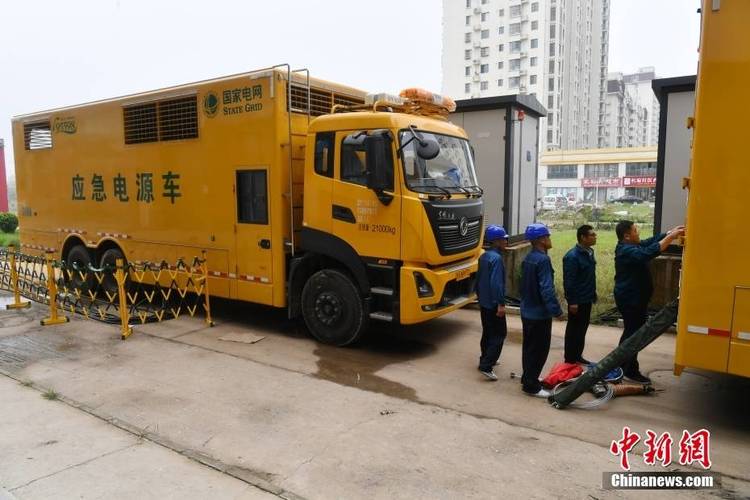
0;212;19;233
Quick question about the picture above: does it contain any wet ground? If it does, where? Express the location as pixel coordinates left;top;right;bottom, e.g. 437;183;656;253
201;298;750;436
0;294;748;499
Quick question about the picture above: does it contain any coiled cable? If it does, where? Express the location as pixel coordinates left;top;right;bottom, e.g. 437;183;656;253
551;379;615;409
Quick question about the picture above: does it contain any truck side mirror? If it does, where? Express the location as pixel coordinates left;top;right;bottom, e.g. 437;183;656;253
365;132;394;193
416;137;440;160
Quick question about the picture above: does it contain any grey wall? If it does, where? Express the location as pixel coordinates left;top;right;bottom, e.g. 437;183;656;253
451;108;507;228
661;91;695;232
513;114;540;234
452;107;540;236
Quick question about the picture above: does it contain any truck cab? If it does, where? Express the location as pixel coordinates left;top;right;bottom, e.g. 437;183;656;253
292;92;483;345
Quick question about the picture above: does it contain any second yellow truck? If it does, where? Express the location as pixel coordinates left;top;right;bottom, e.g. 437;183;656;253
674;0;750;378
13;66;484;345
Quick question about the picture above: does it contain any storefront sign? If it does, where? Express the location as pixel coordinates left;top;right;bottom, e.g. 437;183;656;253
623;176;657;187
582;177;622;187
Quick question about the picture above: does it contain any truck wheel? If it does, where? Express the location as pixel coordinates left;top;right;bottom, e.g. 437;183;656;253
65;245;94;292
99;248;127;295
301;269;368;346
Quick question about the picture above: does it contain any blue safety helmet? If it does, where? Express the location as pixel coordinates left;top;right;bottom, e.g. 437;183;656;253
485;225;509;242
525;223;551;241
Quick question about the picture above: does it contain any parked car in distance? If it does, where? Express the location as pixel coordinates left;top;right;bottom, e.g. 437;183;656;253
613;195;643;204
542;195;568;210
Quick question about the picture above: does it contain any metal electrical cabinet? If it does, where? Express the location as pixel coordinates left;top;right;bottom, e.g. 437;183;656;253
652;75;696;236
451;95;546;237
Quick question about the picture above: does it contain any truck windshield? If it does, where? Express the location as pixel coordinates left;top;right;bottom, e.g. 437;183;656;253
399;131;479;195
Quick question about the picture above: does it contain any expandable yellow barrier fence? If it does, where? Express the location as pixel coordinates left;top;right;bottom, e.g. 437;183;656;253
0;246;213;339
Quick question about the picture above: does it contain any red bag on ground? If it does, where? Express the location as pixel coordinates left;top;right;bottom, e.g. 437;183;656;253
542;362;583;389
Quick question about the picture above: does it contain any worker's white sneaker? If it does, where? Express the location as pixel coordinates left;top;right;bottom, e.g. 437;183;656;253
525;388;552;398
479;369;498;381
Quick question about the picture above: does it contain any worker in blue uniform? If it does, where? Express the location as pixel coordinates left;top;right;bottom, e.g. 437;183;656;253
475;225;510;381
563;224;598;364
614;220;685;384
520;223;563;397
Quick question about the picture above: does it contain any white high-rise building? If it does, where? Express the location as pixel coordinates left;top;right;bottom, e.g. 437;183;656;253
622;67;660;145
602;68;659;148
441;0;610;151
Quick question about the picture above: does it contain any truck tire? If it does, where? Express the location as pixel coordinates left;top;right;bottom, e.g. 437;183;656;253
65;245;94;292
301;269;368;346
99;248;127;295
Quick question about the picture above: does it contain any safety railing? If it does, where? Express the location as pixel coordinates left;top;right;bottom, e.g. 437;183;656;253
0;248;47;308
0;245;213;339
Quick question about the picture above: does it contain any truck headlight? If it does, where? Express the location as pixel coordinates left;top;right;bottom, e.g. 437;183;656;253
413;272;434;298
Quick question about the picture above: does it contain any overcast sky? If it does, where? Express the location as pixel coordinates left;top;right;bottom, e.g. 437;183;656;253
0;0;701;184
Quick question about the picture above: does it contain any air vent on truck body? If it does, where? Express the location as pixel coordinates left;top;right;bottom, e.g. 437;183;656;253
124;95;198;145
288;84;364;117
158;96;198;142
124;103;158;144
23;121;53;150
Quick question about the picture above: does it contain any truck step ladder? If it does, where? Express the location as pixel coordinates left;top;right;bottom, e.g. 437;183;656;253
369;312;393;322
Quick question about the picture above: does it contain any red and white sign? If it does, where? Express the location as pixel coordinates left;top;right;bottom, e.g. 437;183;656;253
610;427;712;471
623;176;657;187
581;177;622;187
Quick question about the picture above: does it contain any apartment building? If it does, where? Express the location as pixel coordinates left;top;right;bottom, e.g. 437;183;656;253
442;0;610;150
602;68;660;148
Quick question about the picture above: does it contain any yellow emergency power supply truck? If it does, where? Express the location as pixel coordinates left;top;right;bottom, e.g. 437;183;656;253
12;67;484;345
674;0;750;377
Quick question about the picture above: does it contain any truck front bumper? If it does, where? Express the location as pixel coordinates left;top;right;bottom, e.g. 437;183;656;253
399;259;478;325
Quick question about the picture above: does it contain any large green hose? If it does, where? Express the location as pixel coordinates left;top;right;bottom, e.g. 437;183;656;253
549;299;680;409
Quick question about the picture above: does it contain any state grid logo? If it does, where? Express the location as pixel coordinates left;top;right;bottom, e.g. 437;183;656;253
203;91;219;118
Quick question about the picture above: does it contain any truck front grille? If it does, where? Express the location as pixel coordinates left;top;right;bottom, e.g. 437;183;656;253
437;217;482;254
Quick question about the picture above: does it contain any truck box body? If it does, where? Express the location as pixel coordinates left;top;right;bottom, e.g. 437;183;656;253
13;70;365;307
675;0;750;377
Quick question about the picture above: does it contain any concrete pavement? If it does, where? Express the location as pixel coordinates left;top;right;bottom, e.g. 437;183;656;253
0;294;748;499
0;375;276;500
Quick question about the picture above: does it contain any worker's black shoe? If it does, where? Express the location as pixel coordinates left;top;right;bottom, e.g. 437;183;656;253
577;357;593;365
624;372;652;385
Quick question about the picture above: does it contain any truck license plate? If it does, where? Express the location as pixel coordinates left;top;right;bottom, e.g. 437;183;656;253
456;269;470;281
